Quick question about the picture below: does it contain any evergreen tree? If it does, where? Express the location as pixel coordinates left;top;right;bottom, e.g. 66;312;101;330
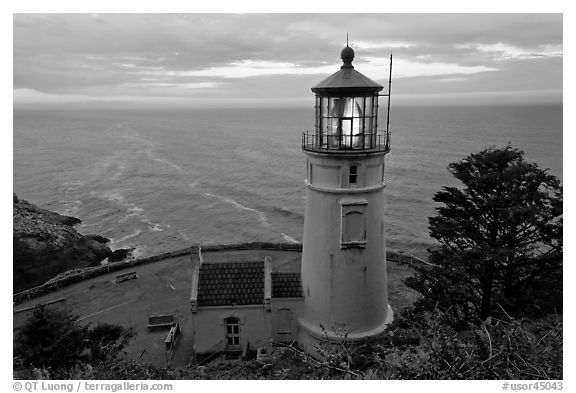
411;146;562;324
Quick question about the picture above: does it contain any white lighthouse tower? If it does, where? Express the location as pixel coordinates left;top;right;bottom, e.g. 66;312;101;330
298;44;393;353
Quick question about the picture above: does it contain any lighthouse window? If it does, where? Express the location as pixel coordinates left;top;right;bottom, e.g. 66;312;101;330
349;165;358;184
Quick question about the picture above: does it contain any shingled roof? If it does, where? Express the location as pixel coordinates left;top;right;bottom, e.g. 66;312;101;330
272;273;303;298
197;261;264;307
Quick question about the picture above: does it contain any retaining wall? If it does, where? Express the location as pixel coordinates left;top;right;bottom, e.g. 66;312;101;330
13;242;426;305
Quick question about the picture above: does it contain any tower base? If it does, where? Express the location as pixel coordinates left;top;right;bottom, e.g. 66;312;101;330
297;304;394;359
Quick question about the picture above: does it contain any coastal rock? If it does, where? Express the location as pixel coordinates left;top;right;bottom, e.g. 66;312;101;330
85;234;111;244
108;248;134;263
13;195;113;293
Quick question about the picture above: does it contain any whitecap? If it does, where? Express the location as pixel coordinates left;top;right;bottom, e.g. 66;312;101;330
146;149;185;173
149;223;163;232
203;192;271;227
281;233;300;244
95;190;125;203
127;206;145;216
109;228;143;245
60;199;83;217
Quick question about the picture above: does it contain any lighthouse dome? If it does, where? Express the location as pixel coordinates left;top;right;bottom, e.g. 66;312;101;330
341;45;355;64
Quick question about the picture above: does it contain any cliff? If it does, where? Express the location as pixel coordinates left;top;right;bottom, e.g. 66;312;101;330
13;194;113;293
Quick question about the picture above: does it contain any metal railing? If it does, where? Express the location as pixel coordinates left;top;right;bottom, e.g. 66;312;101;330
302;131;390;153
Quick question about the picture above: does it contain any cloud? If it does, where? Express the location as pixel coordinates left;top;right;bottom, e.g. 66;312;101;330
129;60;337;79
456;42;563;60
126;57;496;82
12;14;562;106
360;58;497;80
354;40;418;50
13;88;311;109
122;81;222;89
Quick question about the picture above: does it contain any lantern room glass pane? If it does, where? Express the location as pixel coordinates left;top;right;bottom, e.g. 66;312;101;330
340;97;354;118
327;118;338;135
321;97;329;118
315;96;319;132
353;97;364;117
341;118;352;147
364;96;374;117
365;115;374;135
327;118;339;148
352;117;363;148
329;97;340;117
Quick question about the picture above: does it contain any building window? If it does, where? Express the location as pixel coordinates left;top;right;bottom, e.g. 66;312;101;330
341;200;367;248
225;317;240;347
349;165;358;185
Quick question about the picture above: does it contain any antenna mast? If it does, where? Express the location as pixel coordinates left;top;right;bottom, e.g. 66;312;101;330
385;53;393;150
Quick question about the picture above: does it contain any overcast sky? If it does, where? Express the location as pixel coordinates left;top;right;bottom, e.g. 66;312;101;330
13;13;563;108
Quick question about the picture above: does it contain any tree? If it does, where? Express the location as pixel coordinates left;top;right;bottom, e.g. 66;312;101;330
14;306;88;373
14;306;129;379
414;146;562;322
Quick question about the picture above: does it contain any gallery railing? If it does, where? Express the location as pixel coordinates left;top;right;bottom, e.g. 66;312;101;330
302;130;390;153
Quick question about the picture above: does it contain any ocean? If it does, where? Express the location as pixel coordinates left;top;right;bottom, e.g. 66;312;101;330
13;104;563;260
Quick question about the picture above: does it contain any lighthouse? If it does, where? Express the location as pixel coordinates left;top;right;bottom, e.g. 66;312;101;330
298;44;393;353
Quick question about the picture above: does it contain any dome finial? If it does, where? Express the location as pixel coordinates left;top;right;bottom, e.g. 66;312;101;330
341;34;354;69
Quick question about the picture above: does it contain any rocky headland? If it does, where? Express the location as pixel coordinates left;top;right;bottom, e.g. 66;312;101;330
13;194;117;293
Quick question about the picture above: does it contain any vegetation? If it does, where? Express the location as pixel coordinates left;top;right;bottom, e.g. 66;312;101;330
395;145;563;379
48;308;561;380
409;145;562;325
13;306;130;379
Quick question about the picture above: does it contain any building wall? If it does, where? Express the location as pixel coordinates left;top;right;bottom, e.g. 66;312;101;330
271;298;303;343
192;305;272;354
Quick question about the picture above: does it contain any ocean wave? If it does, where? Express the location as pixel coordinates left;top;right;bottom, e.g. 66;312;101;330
64;180;87;193
118;205;145;224
280;233;300;244
146;149;185;173
60;199;83;217
94;190;165;234
110;228;143;245
127;206;145;216
130;245;147;259
110;161;126;181
272;206;304;220
178;232;191;242
203;192;271;227
95;190;126;203
149;223;163;232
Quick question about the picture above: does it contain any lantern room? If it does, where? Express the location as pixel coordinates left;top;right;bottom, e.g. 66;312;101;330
302;45;392;153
